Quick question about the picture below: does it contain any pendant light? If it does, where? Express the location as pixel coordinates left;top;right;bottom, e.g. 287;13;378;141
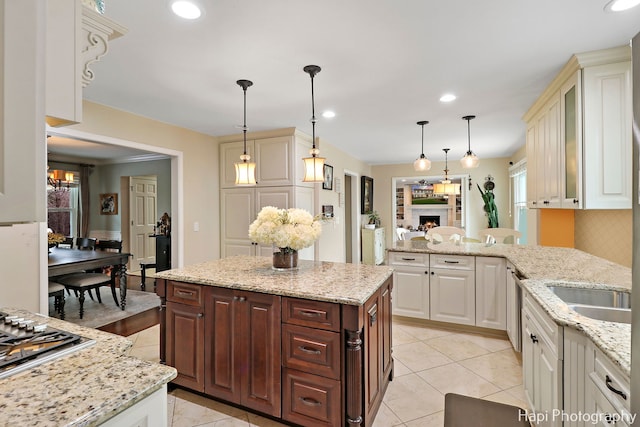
413;120;432;171
234;79;257;186
302;65;326;183
460;115;479;168
433;148;461;195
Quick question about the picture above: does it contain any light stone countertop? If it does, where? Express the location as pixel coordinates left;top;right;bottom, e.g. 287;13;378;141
0;308;177;427
155;255;394;306
390;241;632;376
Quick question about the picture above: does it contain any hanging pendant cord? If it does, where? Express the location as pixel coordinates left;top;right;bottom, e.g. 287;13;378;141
310;74;317;152
242;86;248;159
421;124;425;155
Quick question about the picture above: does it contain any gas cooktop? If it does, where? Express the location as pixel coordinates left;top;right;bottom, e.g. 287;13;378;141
0;312;95;379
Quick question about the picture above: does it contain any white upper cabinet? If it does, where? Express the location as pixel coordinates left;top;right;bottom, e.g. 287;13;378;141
219;130;313;188
46;1;126;127
524;45;631;209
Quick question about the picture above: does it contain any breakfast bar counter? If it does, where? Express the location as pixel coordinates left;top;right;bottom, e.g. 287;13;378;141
155;255;394;427
0;308;176;427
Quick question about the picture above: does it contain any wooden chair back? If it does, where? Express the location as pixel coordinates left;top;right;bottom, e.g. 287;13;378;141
75;237;97;250
96;240;123;253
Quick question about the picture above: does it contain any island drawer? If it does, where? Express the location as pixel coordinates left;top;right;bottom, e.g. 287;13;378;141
167;281;203;306
388;252;429;267
282;368;341;427
282;298;340;332
283;324;340;380
430;254;474;270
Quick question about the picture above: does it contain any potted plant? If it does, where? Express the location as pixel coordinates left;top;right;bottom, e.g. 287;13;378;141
366;210;380;229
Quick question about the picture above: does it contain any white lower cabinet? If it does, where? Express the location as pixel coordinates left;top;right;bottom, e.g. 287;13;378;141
522;290;562;427
475;256;506;330
389;252;430;319
430;255;475;326
564;328;588;427
99;386;168;427
585;344;632;427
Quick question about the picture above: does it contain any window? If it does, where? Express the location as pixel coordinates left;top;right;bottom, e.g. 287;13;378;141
47;187;78;237
509;160;527;244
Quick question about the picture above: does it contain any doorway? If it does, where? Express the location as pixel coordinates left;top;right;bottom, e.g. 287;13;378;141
344;171;360;263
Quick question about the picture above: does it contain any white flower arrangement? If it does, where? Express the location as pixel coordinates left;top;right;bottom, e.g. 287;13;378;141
249;206;322;253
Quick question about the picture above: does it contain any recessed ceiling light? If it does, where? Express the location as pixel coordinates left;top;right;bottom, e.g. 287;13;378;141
604;0;640;11
171;1;202;19
322;110;336;118
440;94;456;103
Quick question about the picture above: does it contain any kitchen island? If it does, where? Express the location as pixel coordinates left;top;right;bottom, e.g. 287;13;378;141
155;255;394;427
0;308;176;426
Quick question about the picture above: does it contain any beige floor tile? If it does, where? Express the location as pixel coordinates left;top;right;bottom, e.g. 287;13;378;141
392;325;421;345
171;388;247;426
371;402;404;427
394;320;454;341
425;334;491;361
459;351;523;390
482;390;530;412
383;374;445;422
454;331;513;353
246;413;288;426
393;341;452;372
129;344;160;363
392;358;412;377
404;410;445;427
417;363;500;398
194;415;252;427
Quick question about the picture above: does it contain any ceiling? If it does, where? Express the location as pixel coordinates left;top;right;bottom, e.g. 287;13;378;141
58;0;640;165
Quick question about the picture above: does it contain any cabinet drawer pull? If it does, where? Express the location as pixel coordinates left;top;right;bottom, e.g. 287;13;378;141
299;310;322;317
176;290;194;297
530;333;538;343
299;397;322;407
197;313;204;318
298;345;321;355
401;257;416;261
605;375;627;400
443;260;459;264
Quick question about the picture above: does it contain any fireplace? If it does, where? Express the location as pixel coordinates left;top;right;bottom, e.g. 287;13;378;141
420;215;440;229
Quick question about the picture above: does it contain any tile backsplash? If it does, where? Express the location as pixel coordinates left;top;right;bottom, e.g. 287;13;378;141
574;209;631;267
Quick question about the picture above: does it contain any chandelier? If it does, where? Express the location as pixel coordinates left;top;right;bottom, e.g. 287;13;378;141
433;148;461;195
47;169;74;191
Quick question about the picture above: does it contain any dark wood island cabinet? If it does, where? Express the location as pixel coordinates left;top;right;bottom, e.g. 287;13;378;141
156;256;394;427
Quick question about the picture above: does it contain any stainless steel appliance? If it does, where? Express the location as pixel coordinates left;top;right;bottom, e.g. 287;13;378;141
0;312;95;379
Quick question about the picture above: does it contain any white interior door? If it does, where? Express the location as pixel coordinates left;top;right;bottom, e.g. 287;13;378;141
129;176;157;270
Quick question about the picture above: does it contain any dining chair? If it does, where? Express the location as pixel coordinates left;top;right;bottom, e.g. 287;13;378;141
426;226;466;242
48;281;65;320
478;228;522;244
56;239;122;319
403;231;426;240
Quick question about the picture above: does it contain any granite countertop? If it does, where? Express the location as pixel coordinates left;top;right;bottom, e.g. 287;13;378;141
155;255;394;306
390;240;632;376
0;308;177;427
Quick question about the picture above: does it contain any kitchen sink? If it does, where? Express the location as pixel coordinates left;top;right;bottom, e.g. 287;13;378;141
548;286;630;309
567;304;632;324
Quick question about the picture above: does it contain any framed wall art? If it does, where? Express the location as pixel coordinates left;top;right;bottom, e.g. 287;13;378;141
100;193;118;215
361;176;373;213
322;164;334;190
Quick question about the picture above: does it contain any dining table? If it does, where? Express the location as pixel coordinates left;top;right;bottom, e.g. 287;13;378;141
48;247;132;310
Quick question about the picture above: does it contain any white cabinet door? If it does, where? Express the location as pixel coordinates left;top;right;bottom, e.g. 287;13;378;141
221;188;257;257
475;256;506;330
564;328;588;427
560;70;583;209
582;61;632;209
255;136;294;186
526;123;538;209
392;265;430;319
522;310;536;410
536;337;562;427
505;262;520;351
430;268;475;326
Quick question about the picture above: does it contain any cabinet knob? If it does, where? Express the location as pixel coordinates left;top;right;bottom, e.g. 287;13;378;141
238;296;246;302
543;200;550;205
573;199;579;204
197;313;204;318
532;201;537;205
425;271;429;275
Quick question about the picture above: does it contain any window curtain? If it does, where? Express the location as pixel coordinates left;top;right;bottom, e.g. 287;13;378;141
80;164;91;237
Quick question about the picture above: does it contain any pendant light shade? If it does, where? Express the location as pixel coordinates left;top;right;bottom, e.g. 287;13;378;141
234;79;257;186
302;65;326;182
413;120;431;171
460;115;479;168
433;148;461;195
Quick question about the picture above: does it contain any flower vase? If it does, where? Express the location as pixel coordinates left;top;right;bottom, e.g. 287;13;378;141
273;249;298;270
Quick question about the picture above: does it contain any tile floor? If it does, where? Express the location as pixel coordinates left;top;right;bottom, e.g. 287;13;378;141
127;318;528;427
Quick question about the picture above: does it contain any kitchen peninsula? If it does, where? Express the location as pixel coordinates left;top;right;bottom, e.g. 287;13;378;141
155;256;394;427
390;240;632;425
0;308;176;426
